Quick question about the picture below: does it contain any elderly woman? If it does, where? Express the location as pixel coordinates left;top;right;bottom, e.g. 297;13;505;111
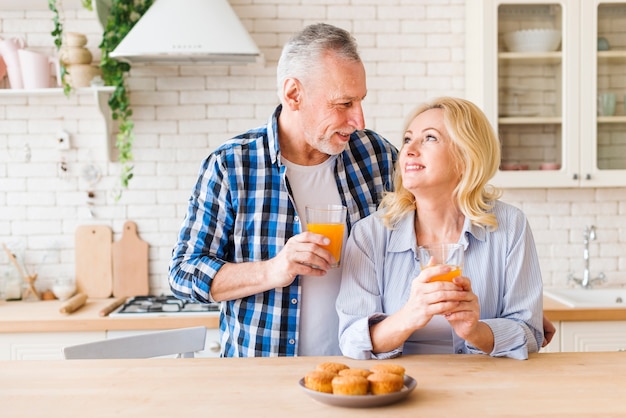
336;97;544;360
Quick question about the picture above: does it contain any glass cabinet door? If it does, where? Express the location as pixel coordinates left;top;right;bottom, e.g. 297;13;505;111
485;0;580;188
466;0;626;188
497;3;564;174
581;0;626;186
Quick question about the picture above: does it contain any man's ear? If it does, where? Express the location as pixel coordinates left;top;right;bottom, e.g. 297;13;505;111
283;78;302;110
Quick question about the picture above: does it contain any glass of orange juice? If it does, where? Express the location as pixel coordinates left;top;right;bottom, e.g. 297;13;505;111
305;205;347;268
418;243;464;282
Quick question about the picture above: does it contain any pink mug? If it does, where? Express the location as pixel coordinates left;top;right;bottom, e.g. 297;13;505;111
0;36;26;89
17;49;60;89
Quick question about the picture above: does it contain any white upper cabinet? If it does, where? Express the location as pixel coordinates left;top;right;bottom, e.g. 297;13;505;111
466;0;626;188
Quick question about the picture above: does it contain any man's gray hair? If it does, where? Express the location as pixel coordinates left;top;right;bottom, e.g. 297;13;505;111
276;23;361;99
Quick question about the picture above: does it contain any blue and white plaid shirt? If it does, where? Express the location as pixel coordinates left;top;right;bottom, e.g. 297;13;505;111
169;105;397;356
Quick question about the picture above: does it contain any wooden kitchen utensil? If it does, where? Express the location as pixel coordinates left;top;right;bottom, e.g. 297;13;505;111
2;242;39;300
112;221;149;297
99;296;127;317
59;293;88;314
75;225;113;298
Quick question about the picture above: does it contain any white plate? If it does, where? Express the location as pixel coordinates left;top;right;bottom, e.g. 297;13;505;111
298;375;417;408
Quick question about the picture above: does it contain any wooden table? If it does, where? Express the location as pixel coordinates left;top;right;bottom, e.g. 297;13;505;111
2;352;625;417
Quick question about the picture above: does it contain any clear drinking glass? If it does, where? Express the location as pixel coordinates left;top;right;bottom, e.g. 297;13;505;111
418;243;464;282
305;205;347;268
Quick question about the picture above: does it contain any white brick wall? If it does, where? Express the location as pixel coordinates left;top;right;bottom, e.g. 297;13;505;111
0;0;624;297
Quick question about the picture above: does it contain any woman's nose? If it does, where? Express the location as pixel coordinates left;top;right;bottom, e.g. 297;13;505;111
404;141;420;155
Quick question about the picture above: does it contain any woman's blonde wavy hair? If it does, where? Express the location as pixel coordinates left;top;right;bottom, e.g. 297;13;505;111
380;96;502;231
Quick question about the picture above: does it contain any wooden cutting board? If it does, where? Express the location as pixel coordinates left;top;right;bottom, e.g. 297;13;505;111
75;225;113;298
112;220;149;297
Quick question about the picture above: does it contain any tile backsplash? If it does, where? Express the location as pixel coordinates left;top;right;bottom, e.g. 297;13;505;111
1;1;624;296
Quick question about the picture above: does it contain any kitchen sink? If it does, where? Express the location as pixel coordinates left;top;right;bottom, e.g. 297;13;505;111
543;287;626;308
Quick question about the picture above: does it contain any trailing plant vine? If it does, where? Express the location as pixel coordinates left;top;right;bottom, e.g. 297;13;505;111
99;0;153;199
49;0;153;199
47;0;71;96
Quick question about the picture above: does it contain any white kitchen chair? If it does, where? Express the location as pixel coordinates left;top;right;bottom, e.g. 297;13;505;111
62;326;208;359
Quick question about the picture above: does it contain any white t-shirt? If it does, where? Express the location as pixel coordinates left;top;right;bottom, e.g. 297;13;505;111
282;154;346;356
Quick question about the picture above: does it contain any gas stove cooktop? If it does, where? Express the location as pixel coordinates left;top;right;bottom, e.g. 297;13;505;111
110;295;220;317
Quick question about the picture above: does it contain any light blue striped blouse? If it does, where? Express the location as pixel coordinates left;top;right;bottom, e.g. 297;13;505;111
336;200;544;360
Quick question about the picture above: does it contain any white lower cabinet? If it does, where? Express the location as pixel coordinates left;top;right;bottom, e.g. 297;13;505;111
560;321;626;352
540;320;561;353
0;332;106;360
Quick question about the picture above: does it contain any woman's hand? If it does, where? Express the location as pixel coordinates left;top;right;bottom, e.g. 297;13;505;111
441;276;494;353
371;265;464;354
400;265;466;330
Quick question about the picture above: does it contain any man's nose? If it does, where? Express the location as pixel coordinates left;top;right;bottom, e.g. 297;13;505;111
349;103;365;131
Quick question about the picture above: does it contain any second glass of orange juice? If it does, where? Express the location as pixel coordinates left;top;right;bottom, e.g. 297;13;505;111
418;243;464;282
305;205;346;268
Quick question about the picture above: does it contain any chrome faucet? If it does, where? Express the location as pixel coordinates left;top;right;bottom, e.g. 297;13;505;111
568;225;605;288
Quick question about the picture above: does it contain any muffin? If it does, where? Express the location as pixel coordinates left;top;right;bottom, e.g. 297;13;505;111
338;368;372;378
367;372;405;395
316;361;349;375
304;370;336;393
331;375;369;396
369;363;405;377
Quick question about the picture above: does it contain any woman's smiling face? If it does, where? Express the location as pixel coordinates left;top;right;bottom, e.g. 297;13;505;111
399;108;460;196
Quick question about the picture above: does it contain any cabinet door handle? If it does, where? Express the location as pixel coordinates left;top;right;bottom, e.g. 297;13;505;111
573;173;578;180
585;174;591;180
207;341;221;353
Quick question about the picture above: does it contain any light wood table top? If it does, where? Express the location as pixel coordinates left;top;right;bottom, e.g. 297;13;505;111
2;352;625;417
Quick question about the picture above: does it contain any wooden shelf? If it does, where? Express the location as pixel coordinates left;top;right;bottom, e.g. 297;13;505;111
498;116;562;125
0;86;113;96
498;51;562;63
597;50;626;63
597;115;626;124
0;0;84;10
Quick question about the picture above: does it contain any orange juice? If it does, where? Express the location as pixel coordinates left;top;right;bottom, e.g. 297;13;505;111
427;265;462;282
307;222;345;266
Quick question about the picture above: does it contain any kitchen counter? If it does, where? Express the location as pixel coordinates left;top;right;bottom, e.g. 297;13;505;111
1;295;625;334
543;295;626;321
0;298;219;333
1;352;625;417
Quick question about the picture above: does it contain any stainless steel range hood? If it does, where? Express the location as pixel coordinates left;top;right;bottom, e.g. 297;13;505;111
105;0;261;64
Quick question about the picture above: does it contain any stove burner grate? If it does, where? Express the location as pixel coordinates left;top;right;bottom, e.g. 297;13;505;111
114;295;219;315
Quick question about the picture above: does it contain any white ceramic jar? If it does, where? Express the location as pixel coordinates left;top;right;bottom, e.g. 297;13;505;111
52;278;76;301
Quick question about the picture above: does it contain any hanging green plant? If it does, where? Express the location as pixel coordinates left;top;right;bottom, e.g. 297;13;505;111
94;0;153;199
48;0;153;199
47;0;71;96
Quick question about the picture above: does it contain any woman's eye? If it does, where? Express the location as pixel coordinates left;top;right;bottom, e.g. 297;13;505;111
403;136;412;144
425;134;438;143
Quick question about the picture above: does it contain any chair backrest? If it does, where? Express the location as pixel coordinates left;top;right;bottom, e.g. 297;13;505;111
63;326;208;359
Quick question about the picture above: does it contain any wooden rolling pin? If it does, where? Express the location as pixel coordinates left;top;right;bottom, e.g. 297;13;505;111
59;293;88;314
99;297;127;317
